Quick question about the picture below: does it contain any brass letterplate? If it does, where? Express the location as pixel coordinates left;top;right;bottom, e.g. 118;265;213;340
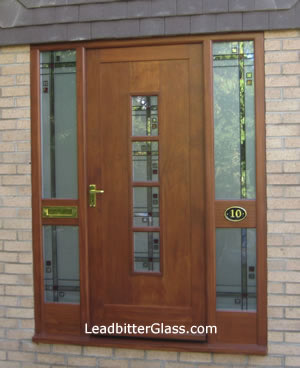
42;206;78;219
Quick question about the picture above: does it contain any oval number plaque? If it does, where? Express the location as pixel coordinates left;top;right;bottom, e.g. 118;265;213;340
224;206;247;222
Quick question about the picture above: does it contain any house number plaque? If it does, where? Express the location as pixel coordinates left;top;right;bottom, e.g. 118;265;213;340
224;206;247;222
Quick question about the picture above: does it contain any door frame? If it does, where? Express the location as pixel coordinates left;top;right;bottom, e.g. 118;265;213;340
31;33;266;354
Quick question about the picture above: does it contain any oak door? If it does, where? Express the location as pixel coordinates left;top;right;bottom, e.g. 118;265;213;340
86;44;206;340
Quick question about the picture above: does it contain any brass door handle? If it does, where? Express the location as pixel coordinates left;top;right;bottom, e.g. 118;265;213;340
89;184;104;207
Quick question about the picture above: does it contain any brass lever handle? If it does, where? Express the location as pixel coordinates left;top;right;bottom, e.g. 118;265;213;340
89;184;104;207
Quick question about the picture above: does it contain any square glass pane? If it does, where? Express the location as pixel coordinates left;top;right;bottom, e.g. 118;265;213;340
213;41;256;200
133;187;159;227
132;141;159;182
43;226;80;303
40;50;78;199
134;232;160;272
216;228;256;311
132;96;158;136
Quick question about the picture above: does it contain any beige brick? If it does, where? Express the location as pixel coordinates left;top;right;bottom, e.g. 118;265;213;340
115;348;144;359
248;355;282;366
0;120;16;130
2;152;30;164
267;186;284;197
266;112;282;124
165;363;198;368
1;64;29;75
269;247;300;258
268;198;300;209
0;230;17;240
268;306;284;318
2;175;31;185
285;137;300;148
0;142;15;152
21;341;51;353
282;63;300;74
17;208;32;218
23;364;50;368
284;236;300;246
6;307;34;318
266;161;283;173
265;51;299;63
17;231;32;241
4;241;32;252
268;259;286;271
287;260;300;271
6;328;33;339
285;356;300;367
268;282;284;293
266;75;299;87
265;63;281;75
146;350;177;361
0;362;20;368
0;339;19;351
67;356;98;366
0;316;18;327
282;112;300;123
98;359;129;368
269;342;300;355
37;353;65;365
16;142;30;151
0;97;14;107
269;319;300;331
285;210;300;221
51;344;82;354
82;346;111;356
268;331;284;342
265;87;281;99
131;361;161;368
285;332;300;343
267;125;300;137
1;86;30;97
1;108;30;119
268;223;299;235
179;352;211;363
7;351;35;362
5;285;33;296
266;100;299;112
15;96;30;107
269;294;300;305
2;130;30;141
17;164;31;174
0;186;17;196
283;39;300;50
265;39;281;50
0;75;15;86
213;353;247;364
267;174;298;185
265;30;300;39
0;54;15;64
19;253;33;264
0;351;5;360
16;53;30;63
286;308;300;319
20;318;34;328
16;75;30;85
3;219;31;229
0;252;18;262
1;46;29;53
267;210;283;221
0;164;16;174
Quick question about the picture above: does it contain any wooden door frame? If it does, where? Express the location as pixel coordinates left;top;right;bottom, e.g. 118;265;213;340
31;32;267;354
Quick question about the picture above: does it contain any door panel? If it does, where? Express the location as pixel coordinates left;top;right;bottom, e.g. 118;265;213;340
86;45;205;340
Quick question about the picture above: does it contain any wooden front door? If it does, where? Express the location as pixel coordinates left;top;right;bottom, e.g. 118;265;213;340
86;44;206;340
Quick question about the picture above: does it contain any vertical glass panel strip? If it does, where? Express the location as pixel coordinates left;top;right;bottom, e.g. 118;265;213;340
213;41;256;200
132;96;158;136
132;141;159;182
216;228;256;311
133;187;159;227
134;232;160;272
43;226;80;303
40;50;78;198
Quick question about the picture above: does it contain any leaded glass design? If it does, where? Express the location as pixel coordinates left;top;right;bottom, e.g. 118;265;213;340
133;187;159;227
43;226;80;303
216;228;256;311
213;41;256;200
132;141;159;182
132;96;158;136
134;232;160;272
40;50;78;199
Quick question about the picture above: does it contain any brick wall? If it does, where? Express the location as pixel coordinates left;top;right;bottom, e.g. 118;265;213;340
0;30;299;367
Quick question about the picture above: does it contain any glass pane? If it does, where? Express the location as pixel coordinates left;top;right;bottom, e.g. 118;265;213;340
213;41;256;200
216;228;256;310
132;141;159;182
132;96;158;136
40;50;78;198
134;232;160;272
43;226;80;303
133;187;159;227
